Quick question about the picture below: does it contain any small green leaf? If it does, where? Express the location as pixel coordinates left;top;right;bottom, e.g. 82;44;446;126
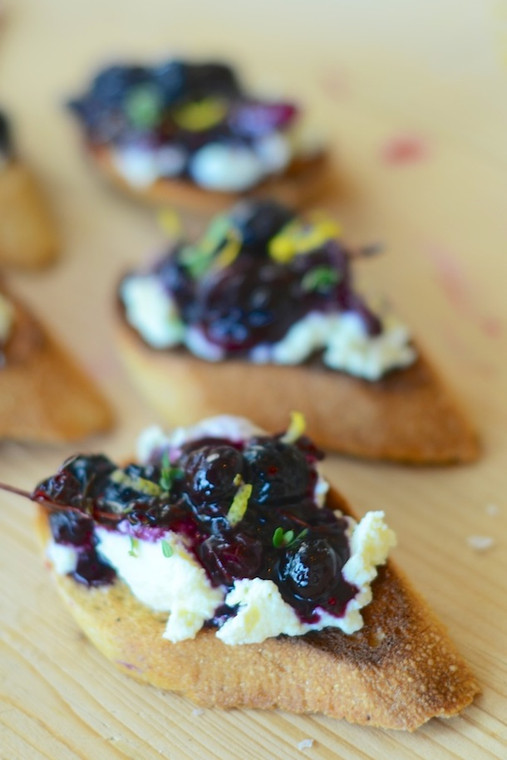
272;526;308;549
124;85;162;129
301;266;341;293
161;539;174;558
128;537;140;558
272;526;285;548
159;453;183;493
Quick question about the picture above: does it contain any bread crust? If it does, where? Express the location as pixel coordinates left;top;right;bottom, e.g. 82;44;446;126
89;144;338;213
115;313;479;464
36;487;479;731
0;287;113;442
0;161;59;268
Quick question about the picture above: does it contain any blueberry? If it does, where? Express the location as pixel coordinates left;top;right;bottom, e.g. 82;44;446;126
182;444;244;505
182;62;241;99
199;533;262;585
49;510;94;547
33;469;83;508
152;60;186;104
229;200;295;247
244;438;312;506
195;259;296;351
96;463;161;515
63;455;116;493
72;549;116;587
278;538;339;602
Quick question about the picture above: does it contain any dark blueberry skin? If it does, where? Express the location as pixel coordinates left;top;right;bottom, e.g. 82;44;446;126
180;443;245;531
32;454;116;510
244;437;312;507
49;510;94;547
277;534;355;620
198;532;263;586
229;199;296;247
73;550;116;587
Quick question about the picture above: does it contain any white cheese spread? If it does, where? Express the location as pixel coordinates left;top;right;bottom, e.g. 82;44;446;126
47;508;395;645
122;273;416;380
121;274;184;349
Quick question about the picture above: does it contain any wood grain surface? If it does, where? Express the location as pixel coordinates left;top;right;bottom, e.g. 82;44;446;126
1;1;506;758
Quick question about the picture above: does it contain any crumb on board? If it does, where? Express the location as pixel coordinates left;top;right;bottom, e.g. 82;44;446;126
485;503;500;516
192;707;205;717
297;738;315;751
467;535;495;552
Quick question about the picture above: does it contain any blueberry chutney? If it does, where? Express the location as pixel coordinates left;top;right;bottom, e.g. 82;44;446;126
68;60;301;191
119;198;417;385
34;426;360;626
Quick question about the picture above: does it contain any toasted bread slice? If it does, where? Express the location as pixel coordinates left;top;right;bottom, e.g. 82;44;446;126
0;161;59;268
90;144;337;213
115;315;479;464
0;288;113;442
35;487;479;731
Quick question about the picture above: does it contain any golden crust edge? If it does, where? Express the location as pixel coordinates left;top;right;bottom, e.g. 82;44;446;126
0;161;59;269
114;313;479;465
0;285;114;442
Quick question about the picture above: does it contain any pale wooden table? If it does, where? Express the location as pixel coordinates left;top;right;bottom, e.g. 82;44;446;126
1;1;506;758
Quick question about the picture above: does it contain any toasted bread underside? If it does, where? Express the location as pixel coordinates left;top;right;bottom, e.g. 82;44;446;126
115;317;479;464
90;145;338;213
36;489;479;731
0;291;113;443
0;161;59;268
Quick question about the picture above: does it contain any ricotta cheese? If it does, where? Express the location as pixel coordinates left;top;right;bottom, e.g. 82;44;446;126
46;541;78;575
121;275;184;349
253;310;416;381
122;271;417;380
95;528;223;642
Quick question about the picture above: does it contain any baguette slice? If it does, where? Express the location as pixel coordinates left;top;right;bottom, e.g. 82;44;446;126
0;288;113;442
36;487;479;731
115;315;479;464
0;160;59;268
90;144;338;213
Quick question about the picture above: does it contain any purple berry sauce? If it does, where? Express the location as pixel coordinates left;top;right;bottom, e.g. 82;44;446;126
124;199;382;360
33;432;358;624
68;60;298;184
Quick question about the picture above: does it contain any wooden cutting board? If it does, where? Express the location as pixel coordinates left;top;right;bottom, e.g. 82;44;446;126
1;1;506;758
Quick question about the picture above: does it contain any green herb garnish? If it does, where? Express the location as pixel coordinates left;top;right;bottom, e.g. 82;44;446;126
301;266;341;293
159;452;183;493
128;537;140;558
179;214;238;279
161;539;174;558
272;527;308;549
124;84;162;129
